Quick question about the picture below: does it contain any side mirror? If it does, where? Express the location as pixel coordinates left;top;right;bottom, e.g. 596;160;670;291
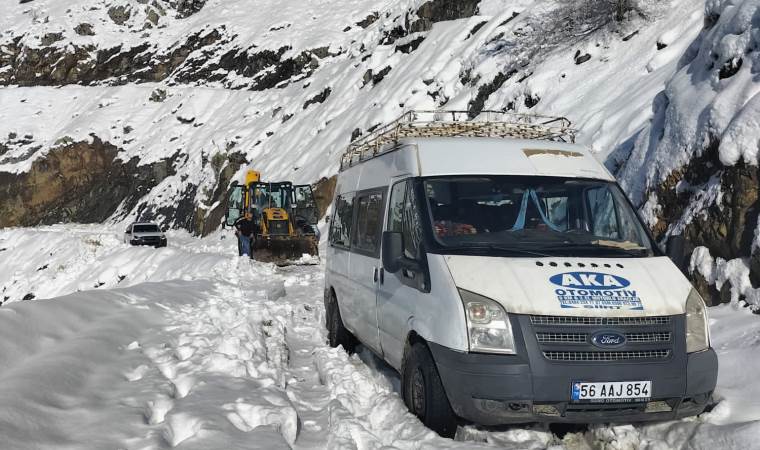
382;231;403;273
665;234;687;272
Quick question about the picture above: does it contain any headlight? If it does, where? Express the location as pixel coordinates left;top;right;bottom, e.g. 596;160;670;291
459;289;516;354
686;288;710;353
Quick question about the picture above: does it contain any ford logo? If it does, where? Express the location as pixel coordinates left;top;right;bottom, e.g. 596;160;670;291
549;272;630;290
591;331;626;348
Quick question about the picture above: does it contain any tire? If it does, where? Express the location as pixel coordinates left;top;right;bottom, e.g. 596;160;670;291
325;292;356;353
402;342;457;438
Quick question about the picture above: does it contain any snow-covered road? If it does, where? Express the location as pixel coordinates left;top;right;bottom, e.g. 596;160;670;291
1;226;759;449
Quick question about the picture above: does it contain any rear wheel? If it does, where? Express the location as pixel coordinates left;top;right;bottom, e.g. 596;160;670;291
326;292;356;353
402;342;457;438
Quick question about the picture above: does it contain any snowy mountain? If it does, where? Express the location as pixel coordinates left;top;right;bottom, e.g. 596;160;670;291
2;2;760;447
1;0;759;304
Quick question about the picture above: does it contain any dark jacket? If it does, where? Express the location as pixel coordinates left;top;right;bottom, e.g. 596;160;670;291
234;217;256;237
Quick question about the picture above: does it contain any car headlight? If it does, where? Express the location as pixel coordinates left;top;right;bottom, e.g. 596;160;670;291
459;289;516;354
686;288;710;353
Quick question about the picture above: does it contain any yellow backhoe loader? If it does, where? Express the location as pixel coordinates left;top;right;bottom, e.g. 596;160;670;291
225;170;319;264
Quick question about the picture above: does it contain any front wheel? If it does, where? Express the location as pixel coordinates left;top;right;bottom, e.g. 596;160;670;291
402;342;457;438
325;292;356;353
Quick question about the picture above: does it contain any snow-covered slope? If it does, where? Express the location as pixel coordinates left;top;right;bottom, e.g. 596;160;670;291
0;0;705;226
1;225;760;449
614;0;760;307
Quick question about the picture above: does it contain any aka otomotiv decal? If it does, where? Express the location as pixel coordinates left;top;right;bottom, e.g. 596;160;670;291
549;272;643;310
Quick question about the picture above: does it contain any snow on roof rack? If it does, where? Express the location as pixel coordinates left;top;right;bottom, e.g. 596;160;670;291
340;110;577;171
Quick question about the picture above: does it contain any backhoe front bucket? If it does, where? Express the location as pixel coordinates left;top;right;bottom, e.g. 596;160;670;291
251;236;319;266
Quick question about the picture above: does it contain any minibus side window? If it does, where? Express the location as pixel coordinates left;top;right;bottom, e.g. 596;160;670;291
611;188;651;244
330;192;355;248
388;180;423;261
352;191;385;255
388;182;405;234
403;182;424;260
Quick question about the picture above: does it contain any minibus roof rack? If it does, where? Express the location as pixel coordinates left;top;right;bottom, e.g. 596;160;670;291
340;110;577;171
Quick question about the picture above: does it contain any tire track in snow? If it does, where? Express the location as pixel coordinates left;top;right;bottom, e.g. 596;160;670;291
118;258;300;448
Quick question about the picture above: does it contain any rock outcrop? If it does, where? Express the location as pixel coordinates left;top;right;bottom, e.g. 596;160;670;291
0;138;176;227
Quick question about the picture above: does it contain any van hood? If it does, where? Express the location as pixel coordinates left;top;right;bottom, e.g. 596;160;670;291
443;255;690;317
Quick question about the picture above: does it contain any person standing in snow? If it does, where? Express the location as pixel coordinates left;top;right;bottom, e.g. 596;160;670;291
234;212;256;257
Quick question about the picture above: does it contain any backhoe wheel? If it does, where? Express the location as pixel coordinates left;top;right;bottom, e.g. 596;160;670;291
402;342;457;438
326;292;356;354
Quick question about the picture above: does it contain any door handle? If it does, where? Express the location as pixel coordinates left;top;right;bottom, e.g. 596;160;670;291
373;267;379;283
379;268;384;284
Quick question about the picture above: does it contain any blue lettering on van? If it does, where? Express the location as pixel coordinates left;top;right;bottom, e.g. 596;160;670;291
550;272;630;290
551;272;643;310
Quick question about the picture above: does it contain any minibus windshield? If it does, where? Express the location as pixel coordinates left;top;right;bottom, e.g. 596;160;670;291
423;176;655;257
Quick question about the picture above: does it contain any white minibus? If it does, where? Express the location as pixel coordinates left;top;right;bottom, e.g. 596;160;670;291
324;111;717;437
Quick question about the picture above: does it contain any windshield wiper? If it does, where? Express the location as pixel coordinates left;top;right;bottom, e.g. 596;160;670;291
442;244;552;258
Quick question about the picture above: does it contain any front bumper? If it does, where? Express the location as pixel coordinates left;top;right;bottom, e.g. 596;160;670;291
429;314;718;425
130;238;167;247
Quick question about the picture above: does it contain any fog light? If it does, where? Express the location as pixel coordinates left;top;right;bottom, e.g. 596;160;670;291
508;402;528;411
477;399;505;412
645;401;672;413
533;404;561;416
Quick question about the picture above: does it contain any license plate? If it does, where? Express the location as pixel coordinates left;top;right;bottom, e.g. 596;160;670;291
571;381;651;402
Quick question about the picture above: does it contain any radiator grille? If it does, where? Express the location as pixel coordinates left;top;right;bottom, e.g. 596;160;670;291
536;333;587;343
626;332;671;343
530;315;670;326
534;332;672;344
543;350;671;362
529;314;676;363
268;220;289;236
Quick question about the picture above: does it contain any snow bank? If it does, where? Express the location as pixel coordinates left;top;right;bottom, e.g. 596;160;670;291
618;0;760;204
0;224;237;304
0;226;304;448
690;246;760;306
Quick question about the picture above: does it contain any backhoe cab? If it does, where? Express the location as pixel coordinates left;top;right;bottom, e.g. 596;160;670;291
226;170;319;264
